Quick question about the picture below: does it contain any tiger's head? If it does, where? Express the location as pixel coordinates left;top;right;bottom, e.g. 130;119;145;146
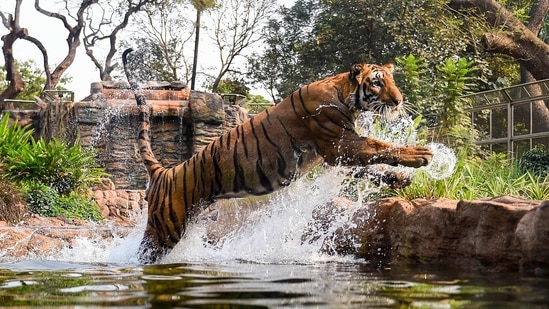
349;63;405;120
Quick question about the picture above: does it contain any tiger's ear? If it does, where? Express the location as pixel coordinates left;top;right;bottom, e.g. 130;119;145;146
383;63;395;74
349;63;364;82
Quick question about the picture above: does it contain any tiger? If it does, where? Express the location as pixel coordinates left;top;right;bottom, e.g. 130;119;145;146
122;48;433;263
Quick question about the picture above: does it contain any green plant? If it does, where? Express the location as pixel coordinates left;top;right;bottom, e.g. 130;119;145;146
24;181;102;222
0;113;34;159
519;144;549;178
6;138;107;196
0;113;107;221
396;151;549;201
395;55;480;155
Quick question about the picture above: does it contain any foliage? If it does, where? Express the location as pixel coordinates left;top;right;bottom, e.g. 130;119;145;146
23;181;102;222
396;151;549;201
249;0;471;100
119;0;195;83
5;137;107;196
395;55;479;152
0;113;107;220
0;113;35;158
215;78;250;95
519;144;549;178
119;39;181;82
0;60;71;101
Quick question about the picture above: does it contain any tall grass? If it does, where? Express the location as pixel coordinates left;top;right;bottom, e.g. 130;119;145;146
396;151;549;201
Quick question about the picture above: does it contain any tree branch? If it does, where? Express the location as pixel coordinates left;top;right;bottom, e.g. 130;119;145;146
527;0;549;31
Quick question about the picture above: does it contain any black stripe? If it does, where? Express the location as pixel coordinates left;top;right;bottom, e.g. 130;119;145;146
260;122;279;150
289;91;299;117
276;153;287;178
212;151;223;195
250;118;263;163
225;131;232;150
256;160;273;193
191;156;198;204
200;150;208;198
298;87;315;117
164;169;181;241
232;143;245;192
238;125;249;158
182;161;190;208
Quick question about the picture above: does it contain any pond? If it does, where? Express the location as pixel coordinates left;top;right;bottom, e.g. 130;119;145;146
1;259;548;308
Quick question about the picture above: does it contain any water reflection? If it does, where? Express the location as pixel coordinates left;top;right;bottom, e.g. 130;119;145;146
0;261;547;308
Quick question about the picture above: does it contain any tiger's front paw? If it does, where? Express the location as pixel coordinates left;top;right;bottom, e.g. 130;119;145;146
396;146;433;168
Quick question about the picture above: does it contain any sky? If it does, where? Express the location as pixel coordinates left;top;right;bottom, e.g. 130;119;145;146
0;0;295;101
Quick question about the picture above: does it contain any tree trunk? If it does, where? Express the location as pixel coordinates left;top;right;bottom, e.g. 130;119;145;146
517;0;549;133
450;0;549;136
191;9;201;90
0;1;26;109
450;0;549;81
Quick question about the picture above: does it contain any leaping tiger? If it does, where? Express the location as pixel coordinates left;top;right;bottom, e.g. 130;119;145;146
122;48;433;263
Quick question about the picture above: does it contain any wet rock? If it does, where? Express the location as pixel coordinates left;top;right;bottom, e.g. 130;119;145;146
515;200;549;275
318;196;543;273
201;195;546;273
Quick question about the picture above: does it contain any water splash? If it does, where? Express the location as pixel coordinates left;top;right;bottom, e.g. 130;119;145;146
163;168;361;265
422;143;457;180
356;112;457;180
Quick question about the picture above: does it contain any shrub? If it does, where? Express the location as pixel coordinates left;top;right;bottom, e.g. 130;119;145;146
0;113;34;158
0;113;108;221
396;150;549;201
519;144;549;178
6;138;107;196
23;181;102;222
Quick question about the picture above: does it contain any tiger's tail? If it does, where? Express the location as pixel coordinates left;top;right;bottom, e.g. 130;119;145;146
122;48;163;176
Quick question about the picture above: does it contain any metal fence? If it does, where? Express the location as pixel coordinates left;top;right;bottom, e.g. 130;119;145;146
462;79;549;158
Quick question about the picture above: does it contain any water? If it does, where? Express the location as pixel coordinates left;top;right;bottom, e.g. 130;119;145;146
1;114;545;307
1;260;548;308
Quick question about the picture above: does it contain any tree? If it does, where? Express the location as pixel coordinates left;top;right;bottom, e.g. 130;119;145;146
0;60;70;101
0;0;26;104
82;0;163;81
119;0;195;83
214;77;249;95
0;0;162;110
207;0;274;93
248;0;319;101
449;0;549;81
449;0;549;132
190;0;216;89
249;0;470;101
0;0;96;107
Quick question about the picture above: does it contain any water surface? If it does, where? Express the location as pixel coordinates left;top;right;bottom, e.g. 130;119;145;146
1;259;548;308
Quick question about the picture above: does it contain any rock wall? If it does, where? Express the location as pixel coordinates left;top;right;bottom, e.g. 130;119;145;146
75;82;247;189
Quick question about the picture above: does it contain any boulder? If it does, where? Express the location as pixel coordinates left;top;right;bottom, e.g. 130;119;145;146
202;195;546;273
304;196;544;273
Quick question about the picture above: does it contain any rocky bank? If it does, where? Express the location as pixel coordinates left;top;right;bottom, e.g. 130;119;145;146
2;187;546;274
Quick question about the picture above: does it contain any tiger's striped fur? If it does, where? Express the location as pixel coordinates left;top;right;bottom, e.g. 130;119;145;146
123;49;433;263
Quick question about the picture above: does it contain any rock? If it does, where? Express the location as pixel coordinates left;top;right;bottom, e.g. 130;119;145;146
515;200;549;274
201;195;546;273
314;195;543;273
